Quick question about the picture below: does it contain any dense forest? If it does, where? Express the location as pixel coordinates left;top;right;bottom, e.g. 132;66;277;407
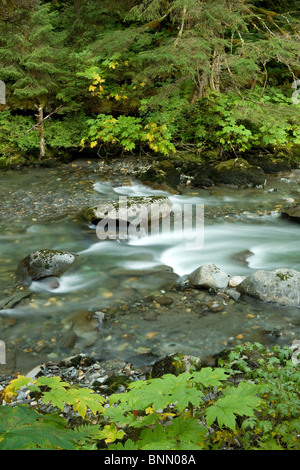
0;0;299;167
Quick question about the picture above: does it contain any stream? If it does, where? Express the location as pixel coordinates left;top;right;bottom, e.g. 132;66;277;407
0;164;299;374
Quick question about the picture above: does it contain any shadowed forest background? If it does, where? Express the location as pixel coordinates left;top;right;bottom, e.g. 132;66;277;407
0;0;299;167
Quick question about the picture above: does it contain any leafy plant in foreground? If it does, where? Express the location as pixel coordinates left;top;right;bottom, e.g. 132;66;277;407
0;343;299;450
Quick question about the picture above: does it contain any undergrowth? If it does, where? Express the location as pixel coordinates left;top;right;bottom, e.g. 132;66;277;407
0;342;299;450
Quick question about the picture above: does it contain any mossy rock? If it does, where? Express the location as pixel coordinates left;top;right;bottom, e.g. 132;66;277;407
16;249;78;286
139;160;181;190
245;153;293;173
237;268;300;307
80;195;173;240
101;375;132;394
281;202;300;223
151;353;202;378
211;158;265;187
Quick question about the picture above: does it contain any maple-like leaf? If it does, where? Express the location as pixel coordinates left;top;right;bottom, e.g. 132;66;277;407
205;382;262;431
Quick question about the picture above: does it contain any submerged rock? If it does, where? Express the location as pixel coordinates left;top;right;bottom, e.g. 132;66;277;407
211;158;266;188
0;288;31;310
16;249;78;286
188;263;230;290
237;268;300;307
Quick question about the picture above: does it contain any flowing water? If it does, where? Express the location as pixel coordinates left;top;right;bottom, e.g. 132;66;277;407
0;165;299;374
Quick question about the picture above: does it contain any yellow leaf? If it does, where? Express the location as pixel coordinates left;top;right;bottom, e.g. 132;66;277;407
146;331;158;339
89;85;96;92
160;411;176;419
92;75;105;84
103;423;125;444
1;375;31;404
140;82;146;87
103;292;113;298
145;406;155;414
146;133;154;141
90;141;97;148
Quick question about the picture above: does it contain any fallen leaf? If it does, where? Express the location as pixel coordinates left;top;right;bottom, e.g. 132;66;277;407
146;331;158;339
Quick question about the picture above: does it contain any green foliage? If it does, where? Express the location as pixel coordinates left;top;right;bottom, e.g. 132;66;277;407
216;342;300;449
4;347;295;450
0;3;67;107
84;114;144;152
205;381;261;430
0;110;88;166
28;375;106;419
181;89;300;153
0;110;39;165
0;405;75;450
83;114;175;155
0;0;300;163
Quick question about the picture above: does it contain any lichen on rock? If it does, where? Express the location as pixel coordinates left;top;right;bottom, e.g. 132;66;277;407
16;249;78;286
237;268;300;307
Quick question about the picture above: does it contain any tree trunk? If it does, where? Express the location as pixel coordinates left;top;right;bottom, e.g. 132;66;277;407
190;71;209;104
209;48;221;92
37;105;45;161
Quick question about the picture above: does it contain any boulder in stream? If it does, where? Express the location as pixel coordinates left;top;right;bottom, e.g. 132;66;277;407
81;195;173;240
139;160;181;191
188;263;230;290
16;249;78;286
237;268;300;307
281;202;300;223
211;158;266;188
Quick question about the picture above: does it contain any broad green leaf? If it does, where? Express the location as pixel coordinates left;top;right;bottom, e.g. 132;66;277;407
192;367;230;388
205;382;262;430
139;424;177;450
167;379;204;411
35;376;71;390
109;439;139;450
166;416;207;445
66;387;106;418
0;405;75;450
41;384;106;418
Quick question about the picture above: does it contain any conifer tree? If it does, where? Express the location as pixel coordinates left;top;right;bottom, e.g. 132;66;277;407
0;2;68;160
87;0;299;150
